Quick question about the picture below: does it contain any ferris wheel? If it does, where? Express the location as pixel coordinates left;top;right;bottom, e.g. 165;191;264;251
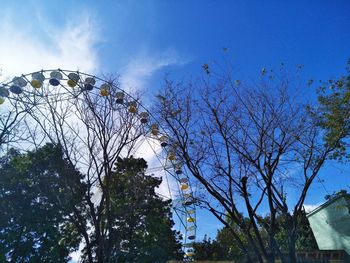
0;69;196;259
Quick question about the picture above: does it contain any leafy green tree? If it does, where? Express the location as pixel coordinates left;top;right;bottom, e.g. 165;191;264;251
0;144;85;262
325;189;348;201
194;212;317;262
0;146;184;263
2;73;184;262
215;226;247;261
13;77;150;262
316;59;350;160
193;235;225;261
105;157;183;263
263;211;318;252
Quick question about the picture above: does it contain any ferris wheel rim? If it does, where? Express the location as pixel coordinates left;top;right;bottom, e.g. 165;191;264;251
0;68;197;257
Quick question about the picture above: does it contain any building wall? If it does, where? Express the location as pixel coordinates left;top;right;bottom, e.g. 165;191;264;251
307;195;350;255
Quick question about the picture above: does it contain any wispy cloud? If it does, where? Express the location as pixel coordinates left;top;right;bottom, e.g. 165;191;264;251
0;10;100;82
120;49;190;202
120;49;190;91
131;137;179;200
304;203;321;213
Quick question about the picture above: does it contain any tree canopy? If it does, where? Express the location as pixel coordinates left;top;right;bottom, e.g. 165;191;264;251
0;75;186;262
0;145;183;263
316;59;350;160
193;212;317;262
0;144;85;262
106;157;183;263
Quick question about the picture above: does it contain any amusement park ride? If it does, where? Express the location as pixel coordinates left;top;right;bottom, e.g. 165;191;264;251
0;69;197;259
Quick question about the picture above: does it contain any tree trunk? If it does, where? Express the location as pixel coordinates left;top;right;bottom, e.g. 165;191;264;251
267;239;276;263
286;222;297;263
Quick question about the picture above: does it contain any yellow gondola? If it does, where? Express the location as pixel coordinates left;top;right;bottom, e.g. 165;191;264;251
187;217;195;223
31;79;42;89
100;88;109;96
67;73;79;88
128;101;137;113
168;152;176;161
100;84;110;96
67;79;77;88
181;184;189;190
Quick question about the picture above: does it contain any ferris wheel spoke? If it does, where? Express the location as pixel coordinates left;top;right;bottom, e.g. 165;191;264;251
0;69;197;256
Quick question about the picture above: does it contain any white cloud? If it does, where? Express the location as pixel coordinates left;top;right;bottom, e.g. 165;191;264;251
120;49;189;91
304;203;321;213
0;9;189;260
70;250;81;263
0;10;100;82
118;49;190;201
131;136;179;200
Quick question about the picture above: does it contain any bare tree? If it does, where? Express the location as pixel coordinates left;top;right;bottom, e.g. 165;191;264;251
10;76;146;262
154;68;341;263
0;92;32;151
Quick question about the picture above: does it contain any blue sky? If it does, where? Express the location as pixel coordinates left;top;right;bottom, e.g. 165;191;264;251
0;0;350;258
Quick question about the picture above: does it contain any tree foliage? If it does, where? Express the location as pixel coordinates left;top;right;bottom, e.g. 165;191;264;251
193;212;317;262
8;78;145;262
316;59;350;160
0;144;85;262
0;146;183;263
1;76;184;262
106;157;183;263
193;235;225;261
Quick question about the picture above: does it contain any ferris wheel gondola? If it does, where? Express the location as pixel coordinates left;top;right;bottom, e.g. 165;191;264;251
0;69;197;259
